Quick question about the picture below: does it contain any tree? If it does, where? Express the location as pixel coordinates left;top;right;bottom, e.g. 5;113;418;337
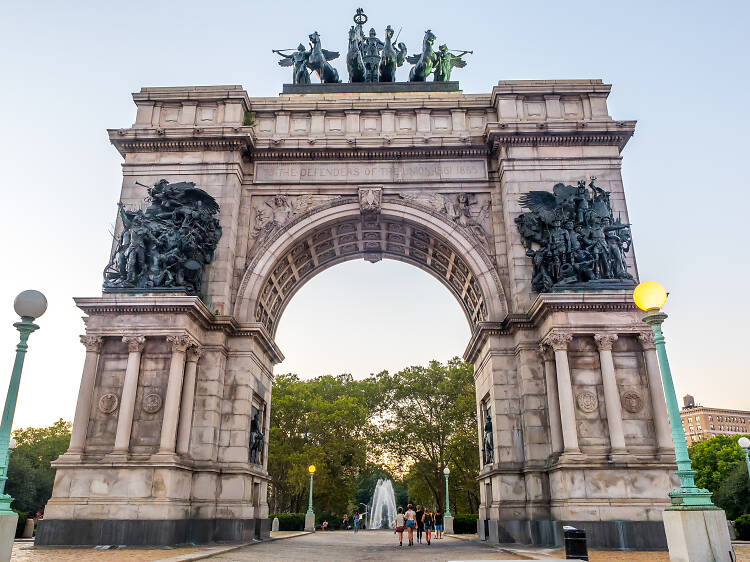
688;434;748;492
377;358;478;513
267;374;371;516
713;461;750;520
7;419;71;518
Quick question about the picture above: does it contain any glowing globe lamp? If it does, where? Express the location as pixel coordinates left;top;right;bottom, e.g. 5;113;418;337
633;281;668;312
308;464;316;474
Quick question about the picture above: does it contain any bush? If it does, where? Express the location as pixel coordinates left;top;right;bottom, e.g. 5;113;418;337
13;510;27;538
270;513;305;531
735;514;750;541
452;513;478;534
714;462;750;520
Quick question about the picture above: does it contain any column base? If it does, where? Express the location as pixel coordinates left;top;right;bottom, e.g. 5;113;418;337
304;513;316;532
35;517;270;546
0;512;17;561
663;509;733;562
443;515;454;534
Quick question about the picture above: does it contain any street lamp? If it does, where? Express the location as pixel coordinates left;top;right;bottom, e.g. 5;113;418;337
443;467;451;517
633;281;715;508
0;290;47;514
304;464;316;531
739;437;750;483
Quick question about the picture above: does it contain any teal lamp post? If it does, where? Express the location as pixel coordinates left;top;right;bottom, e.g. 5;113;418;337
443;467;451;517
633;282;715;508
0;290;47;514
739;437;750;483
304;464;316;531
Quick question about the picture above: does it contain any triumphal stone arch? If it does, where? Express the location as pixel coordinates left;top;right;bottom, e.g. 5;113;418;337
36;77;676;548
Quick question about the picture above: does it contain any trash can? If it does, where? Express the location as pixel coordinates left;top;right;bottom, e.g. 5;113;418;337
563;525;588;560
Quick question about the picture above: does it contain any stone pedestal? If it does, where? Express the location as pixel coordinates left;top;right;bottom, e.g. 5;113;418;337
0;512;18;562
663;509;734;562
304;513;316;532
272;517;279;532
444;515;454;535
22;517;34;538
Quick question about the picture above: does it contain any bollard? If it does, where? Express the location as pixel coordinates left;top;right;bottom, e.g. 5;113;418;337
22;518;34;538
563;525;588;560
271;517;279;532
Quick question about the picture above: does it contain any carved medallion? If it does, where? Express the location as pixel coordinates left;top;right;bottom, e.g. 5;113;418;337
358;186;382;218
621;391;643;413
142;393;163;414
576;390;598;413
98;393;119;414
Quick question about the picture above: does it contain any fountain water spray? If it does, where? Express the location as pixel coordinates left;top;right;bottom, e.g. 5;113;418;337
369;478;397;529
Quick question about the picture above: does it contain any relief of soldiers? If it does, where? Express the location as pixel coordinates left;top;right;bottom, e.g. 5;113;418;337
516;178;634;292
103;180;222;295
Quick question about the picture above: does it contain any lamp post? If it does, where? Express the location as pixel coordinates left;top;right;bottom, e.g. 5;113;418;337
0;290;47;558
634;281;732;559
304;464;316;532
739;437;750;483
443;467;454;534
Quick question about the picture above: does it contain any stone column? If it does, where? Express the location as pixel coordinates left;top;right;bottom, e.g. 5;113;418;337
158;335;192;455
594;333;628;457
113;335;146;454
639;331;673;454
176;345;202;456
539;344;563;455
543;331;580;455
67;335;103;455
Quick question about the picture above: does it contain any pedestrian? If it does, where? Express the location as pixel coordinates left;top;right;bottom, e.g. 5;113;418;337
353;510;360;533
415;504;424;544
434;510;443;539
422;510;434;545
394;506;406;547
322;520;328;531
404;503;417;546
342;513;350;530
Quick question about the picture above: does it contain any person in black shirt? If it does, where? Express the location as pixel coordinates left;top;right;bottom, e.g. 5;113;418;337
415;505;424;544
434;510;444;538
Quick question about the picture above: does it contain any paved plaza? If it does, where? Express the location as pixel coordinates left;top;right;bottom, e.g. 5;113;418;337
209;531;525;561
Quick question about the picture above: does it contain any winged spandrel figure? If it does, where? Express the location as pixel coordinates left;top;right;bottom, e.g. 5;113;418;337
273;44;311;84
433;44;472;82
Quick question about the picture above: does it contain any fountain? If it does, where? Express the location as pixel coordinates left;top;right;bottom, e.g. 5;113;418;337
368;478;397;529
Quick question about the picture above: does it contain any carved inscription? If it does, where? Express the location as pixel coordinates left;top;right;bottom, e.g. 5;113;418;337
254;160;487;184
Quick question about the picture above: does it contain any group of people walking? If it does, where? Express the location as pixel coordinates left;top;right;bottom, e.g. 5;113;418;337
394;504;444;547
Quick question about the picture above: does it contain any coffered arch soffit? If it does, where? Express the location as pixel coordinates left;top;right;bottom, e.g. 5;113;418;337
234;199;508;337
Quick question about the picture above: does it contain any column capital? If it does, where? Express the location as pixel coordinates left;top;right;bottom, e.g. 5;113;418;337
538;344;554;361
122;335;146;353
593;333;618;351
80;335;103;352
638;330;656;350
167;334;193;352
186;345;203;363
543;330;572;351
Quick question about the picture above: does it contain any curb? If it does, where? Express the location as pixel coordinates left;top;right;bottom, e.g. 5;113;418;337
154;532;312;562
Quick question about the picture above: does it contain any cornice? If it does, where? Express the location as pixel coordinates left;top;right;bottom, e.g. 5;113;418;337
74;296;284;363
108;127;255;157
250;145;489;162
463;292;641;363
484;120;636;152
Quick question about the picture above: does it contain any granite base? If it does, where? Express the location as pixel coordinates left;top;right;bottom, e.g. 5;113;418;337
35;517;270;546
282;82;460;94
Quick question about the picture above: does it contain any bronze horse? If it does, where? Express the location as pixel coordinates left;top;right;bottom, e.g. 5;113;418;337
307;31;340;83
347;26;366;82
379;25;407;82
407;29;437;82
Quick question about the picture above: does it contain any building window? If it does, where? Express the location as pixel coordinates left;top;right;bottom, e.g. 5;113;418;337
711;424;714;430
709;416;713;421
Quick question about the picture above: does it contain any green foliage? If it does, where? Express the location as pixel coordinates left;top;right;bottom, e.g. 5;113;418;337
377;358;479;513
7;419;71;518
713;461;750;520
13;509;27;538
267;359;479;519
452;513;478;534
268;373;371;515
735;514;750;540
269;513;305;531
243;111;255;126
688;434;748;492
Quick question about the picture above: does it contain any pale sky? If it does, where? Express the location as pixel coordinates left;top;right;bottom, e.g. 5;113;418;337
1;0;748;429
